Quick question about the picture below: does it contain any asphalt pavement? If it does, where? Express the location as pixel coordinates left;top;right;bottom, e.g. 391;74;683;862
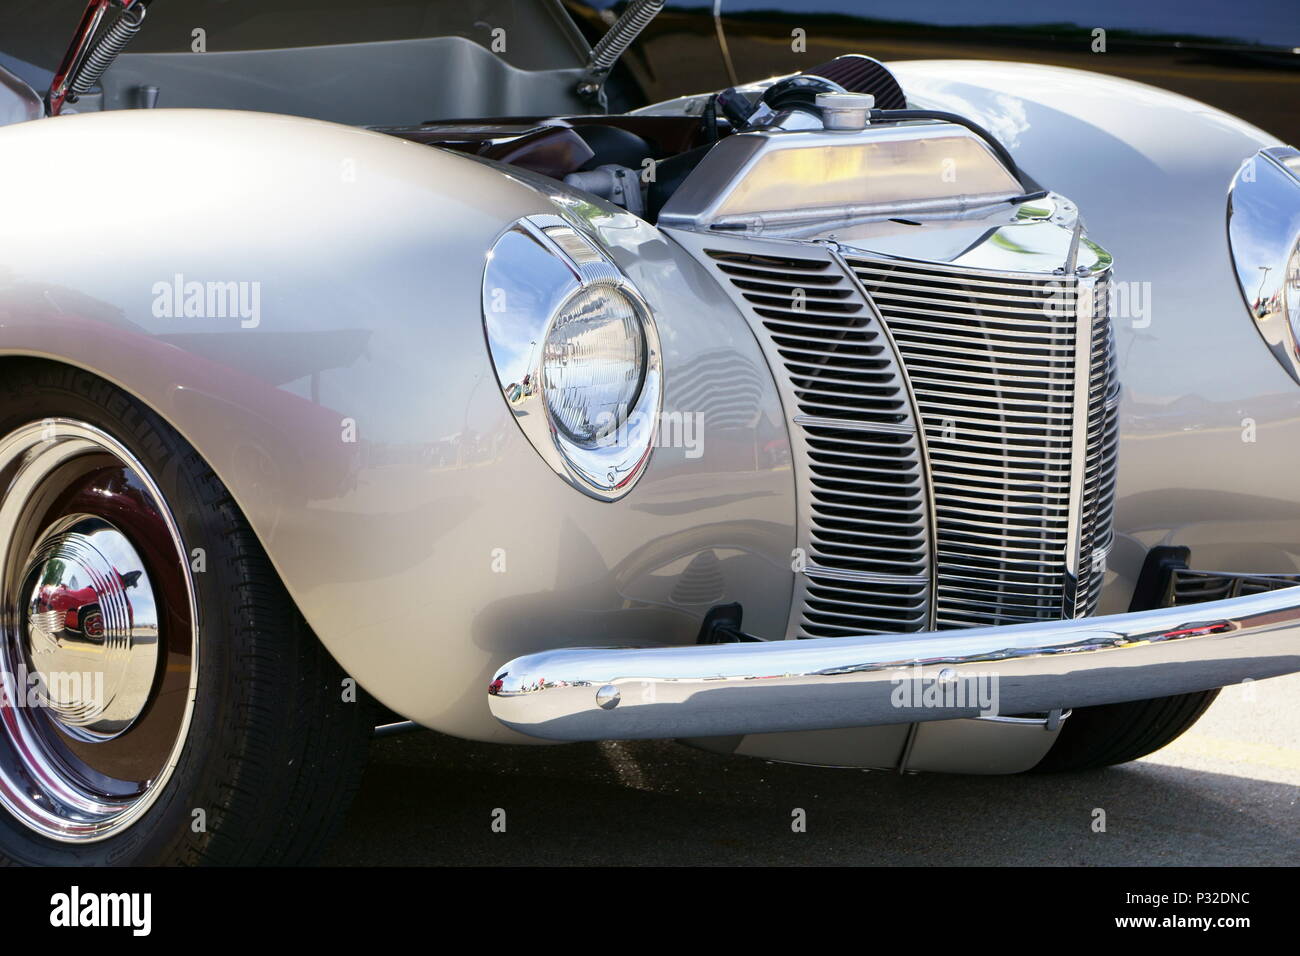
324;673;1299;866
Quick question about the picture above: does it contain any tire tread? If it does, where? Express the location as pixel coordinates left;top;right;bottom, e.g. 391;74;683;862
1031;690;1218;773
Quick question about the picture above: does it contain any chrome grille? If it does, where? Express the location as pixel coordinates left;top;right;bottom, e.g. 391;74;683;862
694;235;1118;638
705;246;932;637
851;257;1116;626
1169;569;1300;605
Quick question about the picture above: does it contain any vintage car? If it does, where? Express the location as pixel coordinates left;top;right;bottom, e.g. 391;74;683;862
0;0;1296;865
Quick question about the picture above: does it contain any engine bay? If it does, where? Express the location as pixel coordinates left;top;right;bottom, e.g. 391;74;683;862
372;54;1049;237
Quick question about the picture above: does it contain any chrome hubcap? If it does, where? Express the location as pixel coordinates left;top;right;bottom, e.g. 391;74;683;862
22;516;159;739
0;419;197;843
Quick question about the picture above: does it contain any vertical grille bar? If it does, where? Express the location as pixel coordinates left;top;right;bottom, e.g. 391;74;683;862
1071;277;1120;614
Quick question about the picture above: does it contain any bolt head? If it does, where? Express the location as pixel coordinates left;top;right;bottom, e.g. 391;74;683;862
596;684;621;709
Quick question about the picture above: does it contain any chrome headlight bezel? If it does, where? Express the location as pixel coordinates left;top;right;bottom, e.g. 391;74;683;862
482;214;662;500
1228;145;1300;386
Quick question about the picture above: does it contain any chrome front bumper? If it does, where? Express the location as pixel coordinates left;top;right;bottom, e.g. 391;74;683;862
488;586;1300;741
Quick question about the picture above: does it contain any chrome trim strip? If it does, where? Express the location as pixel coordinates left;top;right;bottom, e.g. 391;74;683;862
1063;275;1095;615
804;564;930;586
488;586;1300;741
791;414;915;435
975;710;1071;727
851;257;1093;285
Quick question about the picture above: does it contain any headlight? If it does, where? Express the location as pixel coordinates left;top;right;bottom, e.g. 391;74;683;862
543;285;646;444
482;214;662;499
1228;146;1300;385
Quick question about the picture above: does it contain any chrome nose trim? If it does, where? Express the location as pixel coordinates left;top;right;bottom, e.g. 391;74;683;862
488;586;1300;741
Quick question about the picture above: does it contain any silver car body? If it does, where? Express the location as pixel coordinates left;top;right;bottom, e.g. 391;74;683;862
0;23;1296;764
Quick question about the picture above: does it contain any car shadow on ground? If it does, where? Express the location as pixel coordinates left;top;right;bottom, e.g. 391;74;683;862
323;730;1297;865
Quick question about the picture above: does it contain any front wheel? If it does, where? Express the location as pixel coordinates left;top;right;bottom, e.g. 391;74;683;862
0;362;372;864
1031;691;1219;773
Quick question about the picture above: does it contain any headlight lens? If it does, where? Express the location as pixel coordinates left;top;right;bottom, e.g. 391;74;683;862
543;285;646;444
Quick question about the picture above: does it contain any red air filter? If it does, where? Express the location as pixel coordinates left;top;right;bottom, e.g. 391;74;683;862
802;54;907;110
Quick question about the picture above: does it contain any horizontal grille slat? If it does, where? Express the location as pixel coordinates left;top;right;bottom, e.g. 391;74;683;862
890;313;1083;337
852;264;1071;293
884;337;1077;365
861;278;1079;307
909;369;1075;388
874;298;1080;320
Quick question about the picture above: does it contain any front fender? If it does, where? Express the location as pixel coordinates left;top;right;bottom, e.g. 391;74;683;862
890;60;1300;606
0;109;796;741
